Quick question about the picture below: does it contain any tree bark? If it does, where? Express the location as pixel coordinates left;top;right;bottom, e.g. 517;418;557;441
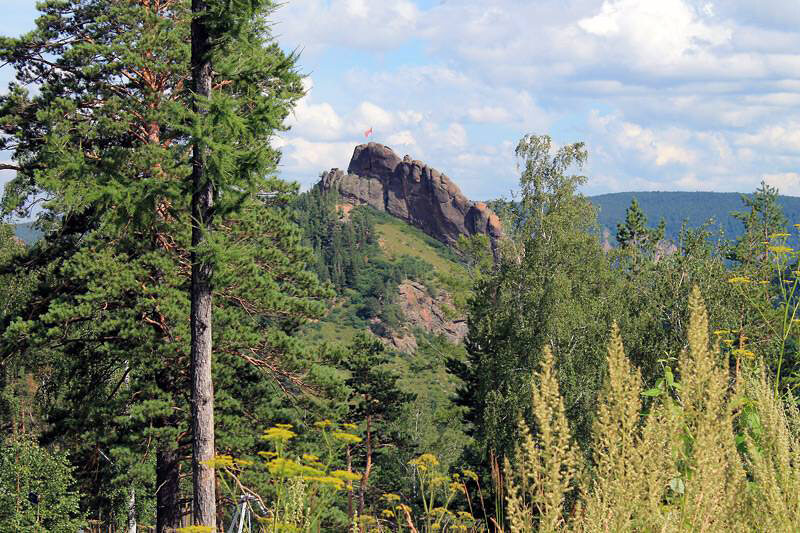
190;0;216;528
156;449;182;533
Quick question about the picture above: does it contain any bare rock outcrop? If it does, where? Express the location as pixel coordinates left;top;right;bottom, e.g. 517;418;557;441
319;143;502;248
394;280;467;346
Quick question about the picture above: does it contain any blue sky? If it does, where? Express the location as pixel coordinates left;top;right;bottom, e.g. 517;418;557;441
4;0;800;200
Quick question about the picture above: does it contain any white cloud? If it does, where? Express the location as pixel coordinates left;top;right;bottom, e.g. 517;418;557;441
466;106;512;124
274;0;420;54
287;83;345;141
386;130;418;148
736;123;800;154
278;138;357;179
353;101;395;131
764;172;800;196
591;111;696;167
443;123;468;149
577;0;732;72
269;0;800;198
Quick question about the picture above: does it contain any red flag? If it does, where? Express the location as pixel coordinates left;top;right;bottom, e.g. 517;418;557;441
364;127;373;138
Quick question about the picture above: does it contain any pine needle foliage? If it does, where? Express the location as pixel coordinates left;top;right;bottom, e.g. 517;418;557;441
504;286;800;532
0;0;331;524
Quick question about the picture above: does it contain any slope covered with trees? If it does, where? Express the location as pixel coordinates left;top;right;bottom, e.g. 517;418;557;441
591;190;800;243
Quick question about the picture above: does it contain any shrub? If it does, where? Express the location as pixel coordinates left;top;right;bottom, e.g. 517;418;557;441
0;436;85;532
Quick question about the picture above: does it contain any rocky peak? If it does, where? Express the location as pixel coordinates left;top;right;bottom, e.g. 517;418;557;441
319;143;502;248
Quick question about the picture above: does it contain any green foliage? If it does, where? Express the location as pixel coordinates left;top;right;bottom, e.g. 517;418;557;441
455;134;618;467
727;180;789;266
615;197;665;263
0;0;329;526
333;333;415;519
294;189;465;338
0;436;85;532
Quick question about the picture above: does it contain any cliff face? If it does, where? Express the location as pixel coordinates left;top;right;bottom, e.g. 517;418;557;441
319;143;502;247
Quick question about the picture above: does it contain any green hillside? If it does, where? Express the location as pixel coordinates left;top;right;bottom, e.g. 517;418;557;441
590;191;800;243
291;187;473;476
293;188;469;347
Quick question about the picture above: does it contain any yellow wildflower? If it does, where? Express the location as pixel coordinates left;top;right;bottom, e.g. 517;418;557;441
381;509;395;518
728;276;751;284
342;423;358;430
304;475;345;489
769;246;794;254
201;455;234;468
314;419;333;429
267;458;304;477
770;232;790;238
332;431;362;443
409;453;439;470
450;481;466;493
302;453;319;462
262;426;297;442
713;329;730;336
732;348;755;358
382;493;402;502
430;475;448;487
331;470;362;482
462;469;479;482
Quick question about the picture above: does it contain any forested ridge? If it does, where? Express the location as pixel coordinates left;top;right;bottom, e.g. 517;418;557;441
591;190;800;244
3;2;800;533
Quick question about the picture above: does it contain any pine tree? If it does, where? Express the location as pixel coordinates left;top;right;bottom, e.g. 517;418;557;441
0;0;331;527
727;180;788;267
336;333;415;521
616;198;665;257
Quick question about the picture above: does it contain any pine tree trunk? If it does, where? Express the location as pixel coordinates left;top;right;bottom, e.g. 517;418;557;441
156;449;181;533
190;0;216;528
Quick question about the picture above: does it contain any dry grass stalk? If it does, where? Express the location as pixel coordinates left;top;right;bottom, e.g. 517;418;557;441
505;347;581;532
504;286;800;532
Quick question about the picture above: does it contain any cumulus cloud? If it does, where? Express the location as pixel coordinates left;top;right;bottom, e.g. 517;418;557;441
286;80;345;141
267;0;800;198
274;0;420;54
466;106;513;124
764;172;800;196
577;0;732;71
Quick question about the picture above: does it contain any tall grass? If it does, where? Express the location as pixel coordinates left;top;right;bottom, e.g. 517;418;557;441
504;286;800;532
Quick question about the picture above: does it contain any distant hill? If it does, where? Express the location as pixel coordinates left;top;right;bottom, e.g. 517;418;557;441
12;222;42;245
589;191;800;243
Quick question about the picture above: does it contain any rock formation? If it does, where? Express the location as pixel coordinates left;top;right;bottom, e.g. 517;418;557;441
396;280;467;341
318;143;502;248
